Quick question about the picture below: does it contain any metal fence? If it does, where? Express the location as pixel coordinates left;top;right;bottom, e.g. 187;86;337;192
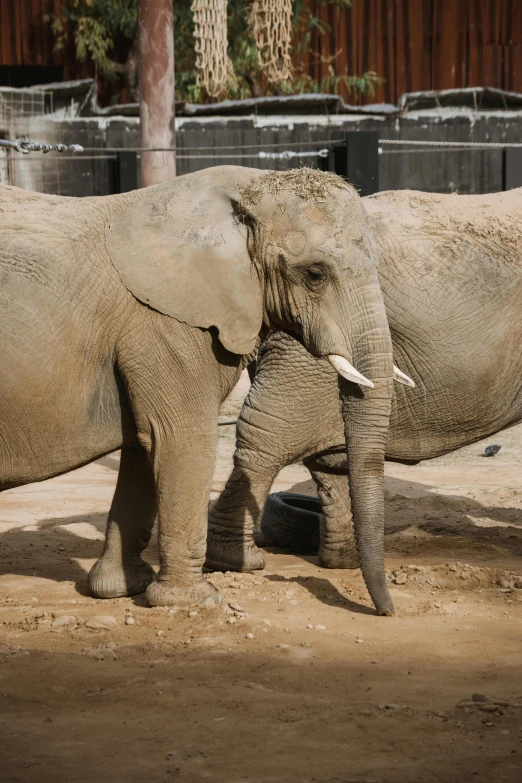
2;130;522;197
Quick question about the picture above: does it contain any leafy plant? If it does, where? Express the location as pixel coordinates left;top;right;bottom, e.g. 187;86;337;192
49;0;383;103
48;0;137;80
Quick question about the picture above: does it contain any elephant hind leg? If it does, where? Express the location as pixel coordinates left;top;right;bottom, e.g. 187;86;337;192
88;443;157;598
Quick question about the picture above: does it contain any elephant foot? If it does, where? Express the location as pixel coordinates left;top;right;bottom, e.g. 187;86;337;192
319;545;360;570
205;537;266;573
146;578;222;608
253;528;274;549
88;557;156;599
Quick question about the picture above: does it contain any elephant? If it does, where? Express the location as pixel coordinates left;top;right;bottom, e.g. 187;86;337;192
207;187;522;613
0;165;399;611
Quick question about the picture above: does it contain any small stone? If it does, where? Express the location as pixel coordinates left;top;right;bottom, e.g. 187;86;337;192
125;616;135;626
393;572;407;585
514;579;522;589
229;602;244;613
277;643;290;650
30;597;38;603
472;693;490;703
85;615;117;631
262;619;271;626
168;608;178;615
355;637;364;644
499;578;512;589
479;704;502;714
43;716;52;723
51;615;76;629
157;630;164;637
307;624;313;629
484;721;494;727
227;617;236;624
314;624;326;630
245;633;254;639
449;565;458;572
434;602;441;609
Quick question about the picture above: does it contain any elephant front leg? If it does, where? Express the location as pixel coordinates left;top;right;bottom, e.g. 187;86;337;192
89;443;157;598
206;459;278;572
307;463;360;570
146;424;222;608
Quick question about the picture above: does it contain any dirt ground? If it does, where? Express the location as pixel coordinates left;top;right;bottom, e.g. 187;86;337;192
1;372;522;783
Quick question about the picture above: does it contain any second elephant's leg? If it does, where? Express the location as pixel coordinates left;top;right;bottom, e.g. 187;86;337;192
308;464;360;569
88;443;157;598
206;459;279;572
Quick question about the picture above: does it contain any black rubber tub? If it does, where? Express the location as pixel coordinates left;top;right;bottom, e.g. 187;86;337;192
256;492;322;554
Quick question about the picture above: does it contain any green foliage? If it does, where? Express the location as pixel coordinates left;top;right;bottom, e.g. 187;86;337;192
48;0;137;80
50;0;383;102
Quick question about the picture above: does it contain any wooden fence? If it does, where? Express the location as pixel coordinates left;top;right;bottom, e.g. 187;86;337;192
1;1;522;103
307;0;522;103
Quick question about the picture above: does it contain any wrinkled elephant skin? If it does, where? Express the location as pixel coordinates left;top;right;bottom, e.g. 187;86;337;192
208;188;522;614
0;166;393;610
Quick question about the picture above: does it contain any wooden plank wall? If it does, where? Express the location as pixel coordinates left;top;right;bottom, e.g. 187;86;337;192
1;1;522;103
308;0;522;103
0;0;78;80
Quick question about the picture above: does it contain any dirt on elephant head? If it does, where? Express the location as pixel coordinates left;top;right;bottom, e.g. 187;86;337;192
239;166;355;205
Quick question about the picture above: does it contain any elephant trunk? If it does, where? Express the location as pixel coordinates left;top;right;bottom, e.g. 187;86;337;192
340;283;395;615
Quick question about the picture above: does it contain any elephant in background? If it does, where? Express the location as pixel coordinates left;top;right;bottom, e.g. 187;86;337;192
208;187;522;608
0;165;399;612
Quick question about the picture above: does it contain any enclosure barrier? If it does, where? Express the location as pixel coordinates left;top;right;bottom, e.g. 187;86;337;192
2;133;522;194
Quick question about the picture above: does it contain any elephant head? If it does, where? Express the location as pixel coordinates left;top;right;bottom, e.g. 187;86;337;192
106;165;398;614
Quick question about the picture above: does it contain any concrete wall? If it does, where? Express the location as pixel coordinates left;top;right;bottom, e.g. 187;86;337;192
2;99;522;196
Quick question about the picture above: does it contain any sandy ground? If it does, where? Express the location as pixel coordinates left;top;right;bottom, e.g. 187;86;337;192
1;372;522;783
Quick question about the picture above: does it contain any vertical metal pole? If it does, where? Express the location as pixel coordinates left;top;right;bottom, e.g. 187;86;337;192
503;148;522;191
117;151;139;192
323;131;379;196
138;0;176;186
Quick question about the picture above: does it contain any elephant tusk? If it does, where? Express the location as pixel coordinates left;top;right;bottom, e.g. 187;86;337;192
393;365;416;387
327;355;374;388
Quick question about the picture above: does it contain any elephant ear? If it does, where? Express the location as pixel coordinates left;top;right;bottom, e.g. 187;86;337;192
105;176;263;355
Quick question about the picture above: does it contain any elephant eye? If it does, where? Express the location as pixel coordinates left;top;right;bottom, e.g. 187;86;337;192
306;265;327;287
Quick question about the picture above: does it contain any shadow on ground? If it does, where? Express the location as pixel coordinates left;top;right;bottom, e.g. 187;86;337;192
2;473;522;598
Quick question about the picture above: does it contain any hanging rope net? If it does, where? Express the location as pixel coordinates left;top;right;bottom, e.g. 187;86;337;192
249;0;293;85
191;0;232;99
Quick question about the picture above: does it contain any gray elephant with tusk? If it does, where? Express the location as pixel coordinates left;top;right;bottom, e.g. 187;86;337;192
206;187;522;615
0;165;395;611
